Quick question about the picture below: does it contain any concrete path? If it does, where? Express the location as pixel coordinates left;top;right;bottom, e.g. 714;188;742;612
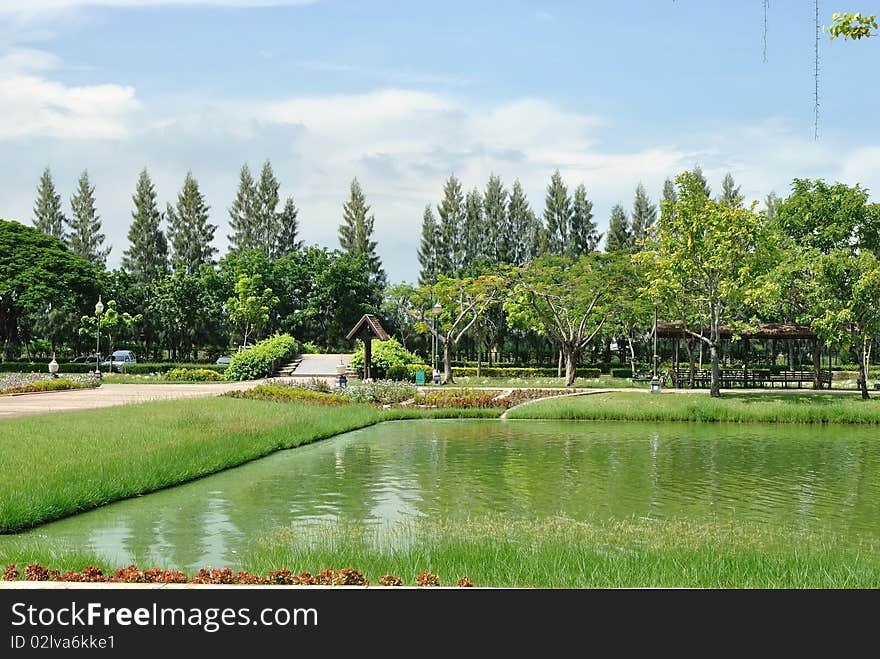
0;382;262;419
292;353;351;376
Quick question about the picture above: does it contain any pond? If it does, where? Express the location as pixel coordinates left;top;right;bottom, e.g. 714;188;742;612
7;419;880;570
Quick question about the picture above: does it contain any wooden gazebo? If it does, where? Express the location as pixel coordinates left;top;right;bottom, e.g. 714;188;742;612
345;314;389;380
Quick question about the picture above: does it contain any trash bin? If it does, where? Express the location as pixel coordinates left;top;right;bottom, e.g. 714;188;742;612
415;370;426;385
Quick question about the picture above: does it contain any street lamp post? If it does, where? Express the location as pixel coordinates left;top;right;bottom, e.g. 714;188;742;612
94;296;104;379
431;301;442;369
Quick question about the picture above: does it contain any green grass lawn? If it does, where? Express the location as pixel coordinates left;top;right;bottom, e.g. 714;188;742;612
506;390;880;423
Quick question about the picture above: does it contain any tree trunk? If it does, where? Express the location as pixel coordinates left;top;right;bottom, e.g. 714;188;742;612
627;336;637;376
684;338;695;388
858;335;870;400
698;341;703;370
476;339;482;377
557;349;563;378
812;339;822;390
564;347;577;387
709;314;721;398
443;341;453;384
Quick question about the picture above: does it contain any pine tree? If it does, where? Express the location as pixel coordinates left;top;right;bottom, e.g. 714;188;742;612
338;178;386;288
418;205;439;286
166;172;217;275
462;187;484;273
569;183;600;257
436;174;465;276
662;177;678;223
764;191;781;223
67;170;110;266
122;168;168;282
483;174;509;263
630;182;657;249
605;204;632;252
254;159;280;254
32;167;65;239
507;180;534;265
692;164;712;198
719;172;744;208
543;169;572;255
274;196;302;257
228;163;257;253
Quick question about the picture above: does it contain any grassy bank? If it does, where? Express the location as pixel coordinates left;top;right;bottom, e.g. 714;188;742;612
239;517;880;588
507;391;880;423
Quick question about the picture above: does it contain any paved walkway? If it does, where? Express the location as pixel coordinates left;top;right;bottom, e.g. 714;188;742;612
293;353;351;376
0;382;263;419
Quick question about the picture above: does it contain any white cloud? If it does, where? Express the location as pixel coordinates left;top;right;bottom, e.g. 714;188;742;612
0;0;314;12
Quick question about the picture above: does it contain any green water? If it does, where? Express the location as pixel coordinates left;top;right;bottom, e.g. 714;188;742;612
6;419;880;570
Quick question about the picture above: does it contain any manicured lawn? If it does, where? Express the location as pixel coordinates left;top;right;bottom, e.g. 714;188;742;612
506;390;880;423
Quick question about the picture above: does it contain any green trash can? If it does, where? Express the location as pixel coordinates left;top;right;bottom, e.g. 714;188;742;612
415;370;426;385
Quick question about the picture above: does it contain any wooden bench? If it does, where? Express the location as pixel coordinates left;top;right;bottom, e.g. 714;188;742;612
669;369;832;389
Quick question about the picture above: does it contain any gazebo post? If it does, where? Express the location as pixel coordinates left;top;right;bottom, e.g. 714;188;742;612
812;337;821;389
744;337;749;387
364;337;372;380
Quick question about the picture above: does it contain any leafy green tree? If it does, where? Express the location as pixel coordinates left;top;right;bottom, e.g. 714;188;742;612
67;170;110;267
78;299;142;360
227;273;279;347
254;159;280;254
662;177;678;223
630;182;657;249
570;183;600;256
692;164;712;198
274;196;302;257
828;12;877;40
504;254;614;386
417;205;440;286
32;167;65;240
166;172;217;276
605;252;653;375
380;282;419;350
639;171;774;397
719;172;744;208
228;164;257;253
543;169;572;255
437;174;465;276
412;274;505;383
0;219;98;361
605;204;631;252
122;169;169;283
338;178;386;289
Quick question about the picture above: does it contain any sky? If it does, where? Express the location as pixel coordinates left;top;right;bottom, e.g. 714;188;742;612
1;0;878;284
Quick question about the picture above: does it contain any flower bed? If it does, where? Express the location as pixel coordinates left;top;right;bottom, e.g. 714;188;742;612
414;388;508;409
2;564;468;587
227;384;349;406
0;373;100;395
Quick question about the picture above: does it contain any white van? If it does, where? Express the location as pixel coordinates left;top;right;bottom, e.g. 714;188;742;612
104;350;137;371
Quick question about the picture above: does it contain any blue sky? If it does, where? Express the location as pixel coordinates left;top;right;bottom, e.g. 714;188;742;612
1;0;878;283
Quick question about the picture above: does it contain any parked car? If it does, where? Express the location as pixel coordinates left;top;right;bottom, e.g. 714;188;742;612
70;355;98;364
216;356;232;365
102;350;137;371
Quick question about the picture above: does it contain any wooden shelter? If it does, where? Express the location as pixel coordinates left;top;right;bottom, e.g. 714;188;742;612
345;314;390;380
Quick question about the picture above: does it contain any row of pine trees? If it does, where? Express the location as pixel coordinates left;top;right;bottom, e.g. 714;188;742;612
32;161;774;292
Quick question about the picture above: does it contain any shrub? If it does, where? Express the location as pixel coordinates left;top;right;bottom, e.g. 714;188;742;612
165;368;222;382
611;368;635;379
225;334;298;381
385;364;411;381
299;341;322;354
349;338;421;379
116;363;227;375
0;362;96;374
228;384;349;406
407;363;432;379
341;380;416;404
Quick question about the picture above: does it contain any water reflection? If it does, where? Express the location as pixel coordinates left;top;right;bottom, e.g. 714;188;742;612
6;419;880;570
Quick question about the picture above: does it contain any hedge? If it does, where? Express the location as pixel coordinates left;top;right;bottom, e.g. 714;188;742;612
120;363;228;375
165;368;223;382
451;367;602;379
225;334;298;381
0;362;96;374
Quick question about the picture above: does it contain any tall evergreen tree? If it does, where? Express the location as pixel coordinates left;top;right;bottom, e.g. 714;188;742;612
543;169;572;255
254;159;280;254
274;196;302;257
32;167;65;239
630;182;657;248
692;164;712;198
462;187;484;272
764;191;781;223
418;205;439;285
483;174;509;263
507;179;536;265
436;174;465;276
662;177;678;223
605;204;632;252
67;170;110;266
122;168;168;283
570;183;600;256
338;178;386;288
227;163;257;253
719;172;744;208
166;172;217;275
